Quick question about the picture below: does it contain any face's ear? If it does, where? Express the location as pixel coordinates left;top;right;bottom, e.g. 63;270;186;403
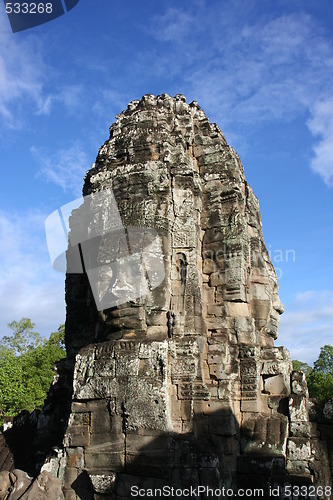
4;0;80;33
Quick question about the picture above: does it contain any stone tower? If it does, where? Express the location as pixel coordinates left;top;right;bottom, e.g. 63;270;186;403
54;94;331;498
2;94;331;499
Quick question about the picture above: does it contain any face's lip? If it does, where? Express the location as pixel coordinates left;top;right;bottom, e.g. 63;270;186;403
269;317;279;328
266;311;280;333
265;316;279;338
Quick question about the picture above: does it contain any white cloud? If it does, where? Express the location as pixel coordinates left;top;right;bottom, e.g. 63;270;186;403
56;84;84;112
92;88;132;121
38;84;86;116
193;13;332;123
0;211;65;340
307;100;333;187
32;142;90;196
151;8;195;43
0;17;88;126
147;7;333;185
0;15;52;126
278;290;333;365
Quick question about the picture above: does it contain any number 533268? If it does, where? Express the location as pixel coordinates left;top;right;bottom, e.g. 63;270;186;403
5;3;53;14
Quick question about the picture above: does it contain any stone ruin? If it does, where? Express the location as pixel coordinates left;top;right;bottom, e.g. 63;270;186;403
1;94;332;499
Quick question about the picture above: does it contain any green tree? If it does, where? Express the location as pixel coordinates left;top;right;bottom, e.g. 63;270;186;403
2;318;42;355
292;360;312;375
313;345;333;375
0;350;26;419
306;345;333;401
307;370;333;401
0;320;66;428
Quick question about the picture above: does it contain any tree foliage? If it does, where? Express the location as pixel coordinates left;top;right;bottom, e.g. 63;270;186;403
292;360;312;375
294;345;333;401
313;345;333;375
307;370;333;401
2;318;41;355
307;345;333;401
0;319;65;428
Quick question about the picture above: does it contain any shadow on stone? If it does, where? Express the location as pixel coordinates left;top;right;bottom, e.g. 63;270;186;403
80;407;238;499
68;405;324;499
72;470;95;499
1;357;74;477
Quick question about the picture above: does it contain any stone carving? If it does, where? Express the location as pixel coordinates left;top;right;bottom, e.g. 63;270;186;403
1;94;332;498
0;469;64;499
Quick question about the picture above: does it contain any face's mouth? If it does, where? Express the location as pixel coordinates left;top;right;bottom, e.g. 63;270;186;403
265;311;280;339
269;316;279;328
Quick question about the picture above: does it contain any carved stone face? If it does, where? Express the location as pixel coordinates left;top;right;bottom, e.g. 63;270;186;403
266;283;284;339
66;94;284;352
249;250;284;341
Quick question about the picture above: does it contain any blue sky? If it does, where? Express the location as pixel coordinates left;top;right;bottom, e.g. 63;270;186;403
0;0;332;364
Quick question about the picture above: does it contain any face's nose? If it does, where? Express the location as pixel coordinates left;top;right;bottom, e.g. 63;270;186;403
273;296;284;315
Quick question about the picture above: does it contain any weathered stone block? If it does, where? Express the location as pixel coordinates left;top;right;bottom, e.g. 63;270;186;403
291;371;309;397
241;414;288;456
61;490;76;500
91;408;111;435
89;473;116;494
238;456;285;476
146;325;168;339
180;400;192;421
63;467;78;490
20;471;64;500
209;363;225;380
202;284;215;304
286;459;312;478
67;450;84;469
241;398;260;412
263;374;289;395
262;346;291;361
209;385;218;398
205;317;223;330
202;258;218;274
210;272;226;287
126;433;170;454
262;360;292;376
225;302;250;318
218;379;240;401
66;425;90;447
289;421;311;438
90;433;124;447
208;414;237;436
115;355;140;377
70;412;90;426
287;438;311;461
71;402;89;413
289;395;309;422
85;451;124;470
250;299;270;320
207;304;224;316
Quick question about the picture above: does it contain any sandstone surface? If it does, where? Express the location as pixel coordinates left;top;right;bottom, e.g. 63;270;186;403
1;94;332;499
